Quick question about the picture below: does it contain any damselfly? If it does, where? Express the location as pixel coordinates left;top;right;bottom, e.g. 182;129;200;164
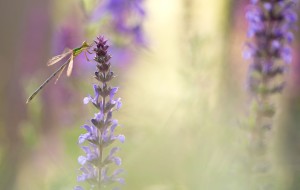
26;41;92;103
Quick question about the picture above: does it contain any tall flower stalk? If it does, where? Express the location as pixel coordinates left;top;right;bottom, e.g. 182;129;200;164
75;36;125;190
244;0;297;189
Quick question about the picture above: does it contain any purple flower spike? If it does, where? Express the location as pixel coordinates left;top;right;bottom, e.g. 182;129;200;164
246;0;297;95
244;0;297;188
75;36;124;189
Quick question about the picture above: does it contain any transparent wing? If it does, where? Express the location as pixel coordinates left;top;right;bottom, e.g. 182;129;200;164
54;64;67;84
66;55;74;77
47;49;72;66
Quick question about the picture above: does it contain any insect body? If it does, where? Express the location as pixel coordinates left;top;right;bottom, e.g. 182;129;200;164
26;41;92;103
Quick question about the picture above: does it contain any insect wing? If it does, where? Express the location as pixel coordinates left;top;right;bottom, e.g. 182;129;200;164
66;55;74;77
55;64;67;84
47;49;72;66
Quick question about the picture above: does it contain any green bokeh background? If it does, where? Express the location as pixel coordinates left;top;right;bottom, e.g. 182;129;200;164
0;0;300;190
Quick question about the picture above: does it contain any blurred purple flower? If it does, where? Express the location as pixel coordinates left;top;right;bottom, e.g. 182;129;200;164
106;0;145;16
92;0;146;46
75;36;124;190
245;0;297;95
244;1;297;188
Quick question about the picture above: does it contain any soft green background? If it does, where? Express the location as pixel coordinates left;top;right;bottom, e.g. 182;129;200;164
0;0;300;190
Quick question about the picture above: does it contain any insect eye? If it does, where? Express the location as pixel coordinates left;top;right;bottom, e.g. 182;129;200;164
82;41;88;46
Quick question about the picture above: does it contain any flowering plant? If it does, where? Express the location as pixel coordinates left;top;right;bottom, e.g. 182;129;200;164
75;36;125;190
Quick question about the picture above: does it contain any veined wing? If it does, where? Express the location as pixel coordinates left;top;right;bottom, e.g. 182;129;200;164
66;55;74;77
47;49;72;66
55;64;67;84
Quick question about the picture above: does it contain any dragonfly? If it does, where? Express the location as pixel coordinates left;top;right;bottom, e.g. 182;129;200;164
26;41;92;103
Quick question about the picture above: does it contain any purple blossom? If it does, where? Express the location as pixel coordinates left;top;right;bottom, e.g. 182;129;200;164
245;0;297;95
105;0;145;17
75;36;124;190
77;163;98;182
105;0;145;42
74;186;84;190
78;125;99;144
92;0;146;46
101;167;125;185
244;0;297;188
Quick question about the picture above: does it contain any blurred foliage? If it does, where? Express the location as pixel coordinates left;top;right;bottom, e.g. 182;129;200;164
0;0;300;190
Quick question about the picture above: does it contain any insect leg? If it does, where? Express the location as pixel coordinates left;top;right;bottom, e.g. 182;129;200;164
84;51;90;61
